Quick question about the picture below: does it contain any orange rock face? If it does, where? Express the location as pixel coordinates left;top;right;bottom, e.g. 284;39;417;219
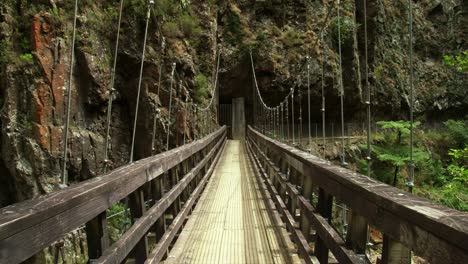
31;11;65;122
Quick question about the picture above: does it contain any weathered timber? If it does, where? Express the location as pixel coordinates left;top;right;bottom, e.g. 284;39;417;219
146;139;226;264
85;212;109;260
246;140;318;264
0;127;226;263
97;135;225;264
248;126;468;264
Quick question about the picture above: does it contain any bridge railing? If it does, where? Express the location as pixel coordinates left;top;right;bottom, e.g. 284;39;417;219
0;126;227;264
246;126;468;264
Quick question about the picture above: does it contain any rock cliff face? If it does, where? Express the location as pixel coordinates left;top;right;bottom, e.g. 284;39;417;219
0;0;466;214
0;0;219;207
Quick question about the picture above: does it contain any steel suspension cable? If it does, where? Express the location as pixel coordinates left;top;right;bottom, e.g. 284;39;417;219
337;0;347;167
199;51;221;112
363;0;372;177
299;90;303;147
103;0;125;172
151;37;166;155
129;0;154;163
291;88;295;145
407;0;415;193
166;63;177;151
321;33;327;159
61;0;79;186
337;0;349;238
307;56;312;153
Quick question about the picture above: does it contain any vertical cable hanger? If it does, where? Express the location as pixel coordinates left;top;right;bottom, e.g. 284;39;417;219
60;0;79;186
363;0;371;177
299;89;303;147
103;0;125;173
321;40;327;160
306;56;312;153
407;0;415;193
281;102;284;141
286;99;290;142
151;37;166;155
129;0;154;163
166;63;177;151
337;0;347;167
291;88;295;146
337;0;348;238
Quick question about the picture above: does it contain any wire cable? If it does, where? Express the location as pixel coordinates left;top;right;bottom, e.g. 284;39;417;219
60;0;79;186
337;0;347;167
129;0;154;163
166;63;177;151
407;0;415;193
151;37;166;155
307;56;312;153
103;0;125;173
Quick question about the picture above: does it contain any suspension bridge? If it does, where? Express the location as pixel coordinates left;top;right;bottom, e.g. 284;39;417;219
1;0;467;264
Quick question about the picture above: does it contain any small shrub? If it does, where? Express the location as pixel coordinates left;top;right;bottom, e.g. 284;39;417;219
331;16;357;48
162;21;182;38
194;74;210;104
444;119;468;147
443;51;468;72
282;28;304;47
19;53;34;63
179;13;202;38
226;10;243;44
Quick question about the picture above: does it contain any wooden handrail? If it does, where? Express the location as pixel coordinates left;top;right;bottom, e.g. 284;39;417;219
0;126;226;263
247;126;468;264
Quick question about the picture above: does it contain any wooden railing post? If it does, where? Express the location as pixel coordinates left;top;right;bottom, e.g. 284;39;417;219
129;188;148;263
300;169;313;240
381;235;411;264
314;187;333;264
345;210;368;254
85;212;109;260
151;177;165;241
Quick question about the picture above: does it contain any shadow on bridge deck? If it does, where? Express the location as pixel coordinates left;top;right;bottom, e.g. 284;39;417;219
164;140;301;264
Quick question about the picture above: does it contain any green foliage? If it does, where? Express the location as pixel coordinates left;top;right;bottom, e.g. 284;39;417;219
179;13;202;42
154;0;181;17
162;21;182;38
282;27;304;47
377;120;421;138
107;203;129;242
443;51;468;72
437;146;468;211
194;73;210;104
226;10;243;44
331;16;357;48
444;119;468;147
371;121;428;185
19;53;34;63
0;40;9;71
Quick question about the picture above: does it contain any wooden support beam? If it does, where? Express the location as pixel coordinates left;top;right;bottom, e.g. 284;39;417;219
85;212;109;260
247;126;468;264
314;188;333;264
381;235;411;264
346;210;368;254
129;188;148;263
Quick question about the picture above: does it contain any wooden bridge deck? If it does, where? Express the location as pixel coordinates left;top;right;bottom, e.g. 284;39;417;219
164;140;302;264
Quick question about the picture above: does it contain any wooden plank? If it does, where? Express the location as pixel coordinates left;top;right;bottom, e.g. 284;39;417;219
314;188;333;264
85;212;109;260
145;139;226;264
298;196;362;264
246;140;318;264
345;210;368;254
129;188;148;263
248;126;468;264
0;127;226;263
97;134;225;264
